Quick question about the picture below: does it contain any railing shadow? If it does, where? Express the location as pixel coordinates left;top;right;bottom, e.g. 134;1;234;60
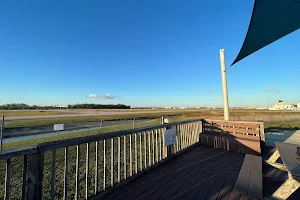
199;119;265;156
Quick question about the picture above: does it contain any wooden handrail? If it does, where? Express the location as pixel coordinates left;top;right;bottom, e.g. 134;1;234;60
37;118;203;152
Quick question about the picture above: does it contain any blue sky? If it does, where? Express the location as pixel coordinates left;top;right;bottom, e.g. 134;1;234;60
1;0;300;107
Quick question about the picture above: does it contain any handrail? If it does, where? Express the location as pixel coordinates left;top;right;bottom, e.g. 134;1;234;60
38;118;203;151
0;118;203;158
0;146;37;160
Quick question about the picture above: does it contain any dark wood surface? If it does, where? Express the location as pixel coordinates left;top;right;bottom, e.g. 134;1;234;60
102;146;251;200
248;155;263;199
276;142;300;177
234;154;262;200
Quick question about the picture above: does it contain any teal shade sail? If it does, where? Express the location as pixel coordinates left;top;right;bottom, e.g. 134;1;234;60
232;0;300;65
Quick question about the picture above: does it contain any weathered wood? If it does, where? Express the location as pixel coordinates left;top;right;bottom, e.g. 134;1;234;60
111;138;114;186
86;143;90;199
148;131;151;166
129;134;132;176
206;119;261;127
144;132;147;169
27;152;44;200
235;155;253;195
159;129;162;161
267;149;280;163
266;162;287;171
175;125;179;153
5;158;11;200
151;130;155;164
272;178;300;199
63;147;68;200
276;142;300;177
155;129;158;163
139;133;142;171
95;141;99;195
123;136;126;180
0;146;38;160
117;137;120;183
103;140;106;190
235;154;262;200
134;133;137;174
95;140;202;200
75;145;80;200
50;150;56;200
248;155;263;199
162;128;166;158
22;155;28;200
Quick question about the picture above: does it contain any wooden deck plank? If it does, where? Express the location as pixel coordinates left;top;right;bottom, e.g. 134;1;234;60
205;177;226;200
235;154;253;195
239;194;251;200
192;176;218;199
101;145;247;200
134;166;195;200
123;167;188;200
248;155;263;199
148;170;198;200
155;170;204;200
228;189;242;200
181;172;213;200
216;181;235;200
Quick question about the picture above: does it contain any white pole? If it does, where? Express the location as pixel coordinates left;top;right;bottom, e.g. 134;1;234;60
0;115;4;151
220;49;230;121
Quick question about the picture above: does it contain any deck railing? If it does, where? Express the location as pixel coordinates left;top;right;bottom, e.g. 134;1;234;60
0;118;203;200
200;119;265;155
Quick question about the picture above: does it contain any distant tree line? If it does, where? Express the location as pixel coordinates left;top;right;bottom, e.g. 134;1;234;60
68;104;130;109
0;103;131;110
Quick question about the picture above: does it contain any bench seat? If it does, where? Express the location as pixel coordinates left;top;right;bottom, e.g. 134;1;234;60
235;154;263;200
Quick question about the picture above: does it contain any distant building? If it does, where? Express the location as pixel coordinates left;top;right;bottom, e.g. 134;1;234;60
297;103;300;109
269;100;296;111
247;106;257;109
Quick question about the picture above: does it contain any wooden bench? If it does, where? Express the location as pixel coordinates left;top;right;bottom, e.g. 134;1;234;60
235;154;263;200
266;142;300;199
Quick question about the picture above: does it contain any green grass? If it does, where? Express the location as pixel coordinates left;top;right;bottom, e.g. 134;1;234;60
0;110;61;117
264;122;300;132
3;119;162;150
4;111;193;128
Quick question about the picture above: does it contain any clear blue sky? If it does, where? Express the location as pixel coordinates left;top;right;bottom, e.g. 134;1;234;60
1;0;300;107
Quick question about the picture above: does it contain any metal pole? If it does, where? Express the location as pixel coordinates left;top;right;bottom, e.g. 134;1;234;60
0;115;4;151
100;119;103;128
132;117;135;129
220;49;229;121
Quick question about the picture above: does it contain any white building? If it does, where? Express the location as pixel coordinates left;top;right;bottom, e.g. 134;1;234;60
269;100;296;111
297;103;300;109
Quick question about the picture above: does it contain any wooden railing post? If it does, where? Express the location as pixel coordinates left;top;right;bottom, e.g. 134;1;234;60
259;123;266;153
27;150;44;200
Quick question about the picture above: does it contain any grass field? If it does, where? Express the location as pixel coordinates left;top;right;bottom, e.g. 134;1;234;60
264;121;300;132
4;108;300;129
4;111;193;128
0;110;61;117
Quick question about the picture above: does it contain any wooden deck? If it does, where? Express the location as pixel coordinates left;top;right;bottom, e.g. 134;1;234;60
102;145;251;200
